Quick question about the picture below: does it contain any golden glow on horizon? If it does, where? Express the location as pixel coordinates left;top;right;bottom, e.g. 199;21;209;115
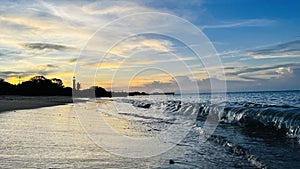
93;74;174;90
6;76;30;85
97;61;123;69
129;73;173;87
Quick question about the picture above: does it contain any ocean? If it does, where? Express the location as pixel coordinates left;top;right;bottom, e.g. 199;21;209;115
1;90;300;168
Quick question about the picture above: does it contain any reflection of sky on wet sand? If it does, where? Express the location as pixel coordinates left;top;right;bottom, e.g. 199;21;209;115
97;101;156;137
0;104;162;168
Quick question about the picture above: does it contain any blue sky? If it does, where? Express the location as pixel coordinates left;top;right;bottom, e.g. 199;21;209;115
0;0;299;92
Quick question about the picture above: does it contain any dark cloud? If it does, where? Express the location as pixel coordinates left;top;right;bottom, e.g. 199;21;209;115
0;49;22;59
247;39;300;57
224;67;236;70
277;40;300;48
0;71;32;79
0;70;50;79
216;68;300;91
46;64;59;68
0;64;60;79
237;76;266;81
0;71;23;76
226;62;300;77
69;58;77;63
23;43;73;51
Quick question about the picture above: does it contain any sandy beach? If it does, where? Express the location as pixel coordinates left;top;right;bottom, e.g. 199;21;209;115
0;100;167;168
0;96;73;113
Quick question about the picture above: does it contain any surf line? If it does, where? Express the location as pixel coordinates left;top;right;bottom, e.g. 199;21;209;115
195;126;269;169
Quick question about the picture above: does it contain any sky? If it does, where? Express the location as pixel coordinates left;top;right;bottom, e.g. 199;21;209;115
0;0;300;93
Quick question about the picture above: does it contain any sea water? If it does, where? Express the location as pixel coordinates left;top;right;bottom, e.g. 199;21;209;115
0;90;299;168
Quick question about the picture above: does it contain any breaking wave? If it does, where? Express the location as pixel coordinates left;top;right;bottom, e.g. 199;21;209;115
197;102;300;138
120;98;300;138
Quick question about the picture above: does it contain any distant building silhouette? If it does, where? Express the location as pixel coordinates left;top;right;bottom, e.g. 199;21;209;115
18;75;21;85
77;82;81;91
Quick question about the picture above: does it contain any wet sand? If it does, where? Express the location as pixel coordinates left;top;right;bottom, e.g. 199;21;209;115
0;96;73;113
0;101;164;168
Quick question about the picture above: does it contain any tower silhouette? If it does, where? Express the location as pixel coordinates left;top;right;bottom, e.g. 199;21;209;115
72;76;76;90
76;82;80;91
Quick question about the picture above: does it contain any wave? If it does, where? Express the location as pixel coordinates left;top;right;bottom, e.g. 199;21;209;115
118;99;152;108
119;98;300;138
113;98;299;168
198;102;300;138
195;127;268;169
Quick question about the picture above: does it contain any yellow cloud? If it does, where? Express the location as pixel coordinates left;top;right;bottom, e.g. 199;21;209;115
141;39;171;52
0;15;58;30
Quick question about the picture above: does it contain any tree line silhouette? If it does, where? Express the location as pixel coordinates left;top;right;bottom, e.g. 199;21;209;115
0;75;149;97
0;76;72;96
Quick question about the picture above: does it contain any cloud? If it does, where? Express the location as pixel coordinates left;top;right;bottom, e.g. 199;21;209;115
276;67;293;76
0;0;298;92
144;80;174;88
0;14;61;32
225;62;300;81
81;1;153;16
39;0;161;30
202;19;276;29
130;75;200;93
46;64;59;68
22;42;73;51
0;70;42;80
0;49;22;59
131;68;300;93
242;68;300;91
2;0;192;88
247;40;300;59
0;19;35;32
0;71;24;77
130;76;222;93
107;35;174;57
226;63;299;76
0;63;61;79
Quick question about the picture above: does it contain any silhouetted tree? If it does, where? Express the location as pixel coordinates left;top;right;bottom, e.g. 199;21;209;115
0;78;15;95
95;86;111;97
15;76;71;96
51;78;64;88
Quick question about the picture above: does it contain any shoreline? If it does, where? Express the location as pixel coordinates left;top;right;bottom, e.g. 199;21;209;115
0;95;74;113
0;98;164;168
